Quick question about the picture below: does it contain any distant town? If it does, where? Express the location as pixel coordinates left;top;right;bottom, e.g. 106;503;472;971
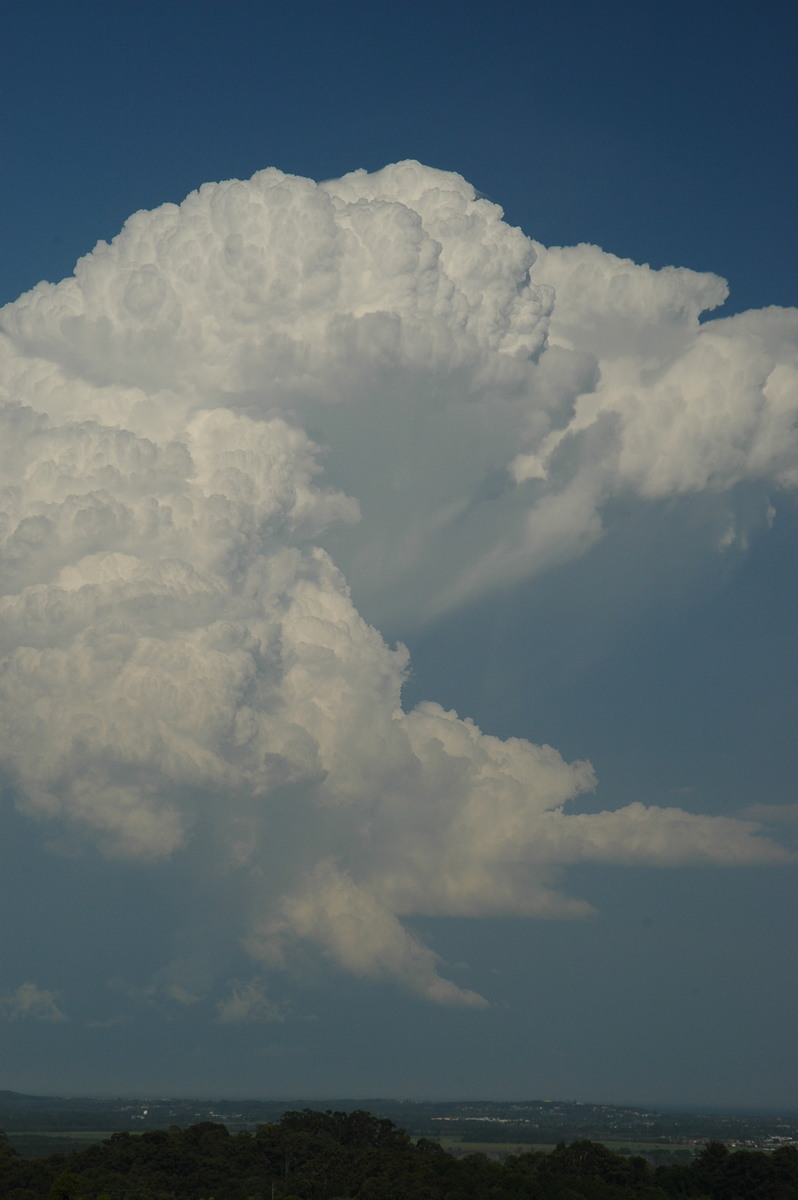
2;1091;797;1163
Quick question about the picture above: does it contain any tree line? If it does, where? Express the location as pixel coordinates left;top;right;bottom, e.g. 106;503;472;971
2;1107;798;1200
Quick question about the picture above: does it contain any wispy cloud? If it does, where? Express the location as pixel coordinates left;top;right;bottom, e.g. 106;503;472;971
738;804;798;827
216;980;284;1024
0;982;67;1022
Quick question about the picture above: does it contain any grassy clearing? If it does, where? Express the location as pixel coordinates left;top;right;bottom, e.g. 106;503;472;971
11;1131;115;1140
438;1139;557;1154
436;1137;692;1156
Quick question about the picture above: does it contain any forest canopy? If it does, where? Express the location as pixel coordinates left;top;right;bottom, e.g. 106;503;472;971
2;1109;798;1200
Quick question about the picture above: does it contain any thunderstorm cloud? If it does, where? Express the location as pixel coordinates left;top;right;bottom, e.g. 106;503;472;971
0;162;794;1008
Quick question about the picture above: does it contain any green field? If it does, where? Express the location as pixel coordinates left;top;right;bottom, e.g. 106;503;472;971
6;1131;116;1159
6;1129;697;1163
12;1131;114;1139
437;1138;693;1157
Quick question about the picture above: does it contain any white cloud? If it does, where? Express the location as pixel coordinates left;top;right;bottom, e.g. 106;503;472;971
0;982;67;1022
0;161;793;1006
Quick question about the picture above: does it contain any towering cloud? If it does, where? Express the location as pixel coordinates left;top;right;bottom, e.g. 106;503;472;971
0;162;793;1009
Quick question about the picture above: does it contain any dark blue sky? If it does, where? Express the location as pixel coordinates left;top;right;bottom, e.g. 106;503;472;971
0;1;796;1109
2;0;796;312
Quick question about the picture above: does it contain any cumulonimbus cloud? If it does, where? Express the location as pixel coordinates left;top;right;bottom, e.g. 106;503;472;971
0;162;794;1007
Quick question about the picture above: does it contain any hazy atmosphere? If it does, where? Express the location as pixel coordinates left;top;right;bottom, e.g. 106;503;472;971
1;1;796;1109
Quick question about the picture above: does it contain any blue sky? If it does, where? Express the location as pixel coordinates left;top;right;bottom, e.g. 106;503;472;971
3;0;796;314
0;0;796;1109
